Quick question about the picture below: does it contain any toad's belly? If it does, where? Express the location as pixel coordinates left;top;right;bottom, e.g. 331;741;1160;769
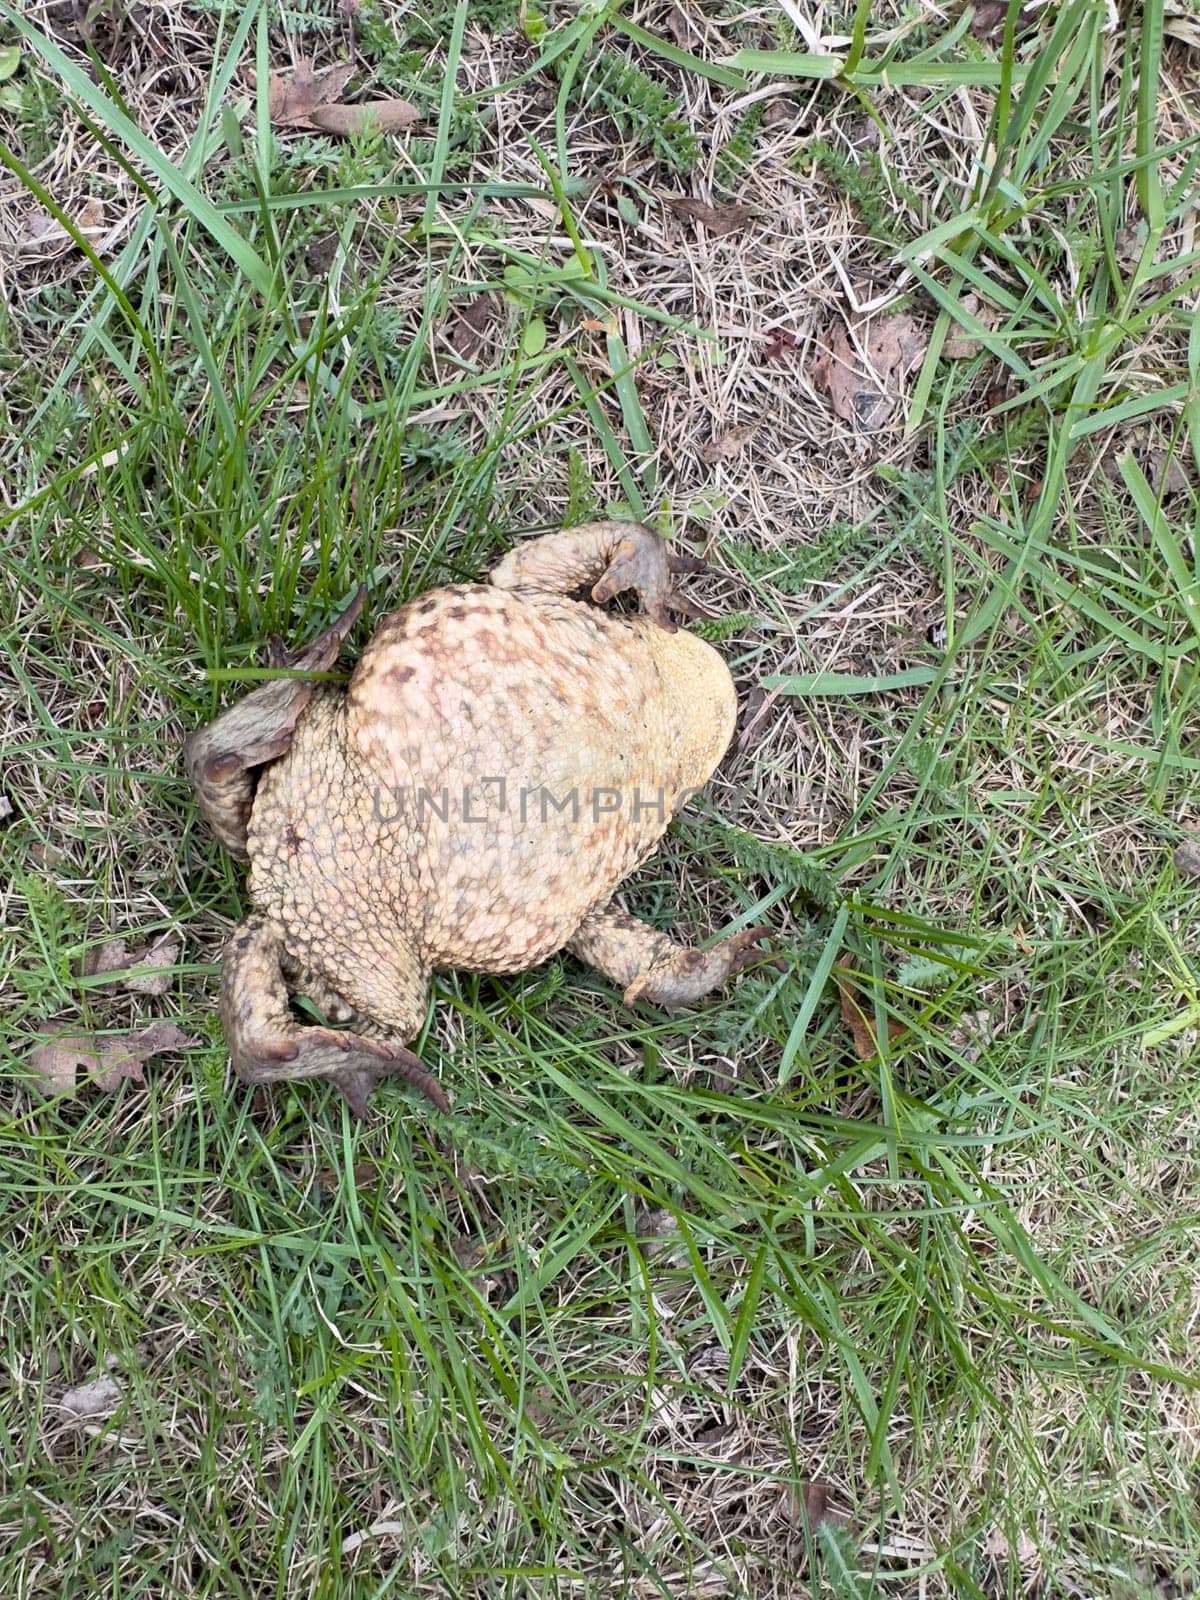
341;584;735;972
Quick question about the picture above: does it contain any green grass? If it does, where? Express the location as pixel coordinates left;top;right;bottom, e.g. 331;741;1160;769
2;0;1200;1596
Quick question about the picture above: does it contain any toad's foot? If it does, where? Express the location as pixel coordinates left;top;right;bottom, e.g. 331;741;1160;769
220;915;449;1116
591;533;709;632
326;1049;450;1119
490;521;708;633
624;926;782;1007
568;904;784;1010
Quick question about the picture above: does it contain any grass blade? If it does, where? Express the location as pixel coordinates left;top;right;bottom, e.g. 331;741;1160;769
611;17;750;88
1119;454;1200;648
764;668;940;695
4;3;274;295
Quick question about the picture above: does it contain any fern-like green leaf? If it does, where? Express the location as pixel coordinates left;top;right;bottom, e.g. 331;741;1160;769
565;447;602;526
679;817;842;908
715;104;764;198
565;48;698;175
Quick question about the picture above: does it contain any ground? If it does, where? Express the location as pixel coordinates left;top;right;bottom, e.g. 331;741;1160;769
1;1;1199;1596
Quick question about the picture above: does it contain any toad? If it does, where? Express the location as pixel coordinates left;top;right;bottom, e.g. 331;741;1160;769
185;522;779;1115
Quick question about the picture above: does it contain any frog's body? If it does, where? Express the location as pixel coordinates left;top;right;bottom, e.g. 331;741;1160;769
185;524;777;1114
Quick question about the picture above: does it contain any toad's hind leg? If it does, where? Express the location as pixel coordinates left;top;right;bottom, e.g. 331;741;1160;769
220;916;448;1117
184;587;366;859
280;956;356;1024
567;904;783;1010
489;522;706;631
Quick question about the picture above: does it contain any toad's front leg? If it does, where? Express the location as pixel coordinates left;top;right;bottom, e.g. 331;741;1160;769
220;915;448;1116
489;521;706;630
568;903;783;1009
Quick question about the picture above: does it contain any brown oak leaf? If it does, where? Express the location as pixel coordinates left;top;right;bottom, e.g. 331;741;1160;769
668;198;752;238
970;1;1037;43
1175;831;1200;878
808;314;925;429
446;292;498;359
264;60;352;125
263;61;417;137
26;1021;195;1097
784;1477;849;1533
266;60;354;125
306;99;419;136
763;327;798;362
83;934;180;996
701;423;757;464
833;957;905;1060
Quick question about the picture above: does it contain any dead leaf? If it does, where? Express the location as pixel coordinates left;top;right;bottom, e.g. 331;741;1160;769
833;956;904;1060
266;60;354;125
123;938;181;996
668;197;752;238
969;1;1036;43
263;60;417;137
762;98;798;129
664;3;700;48
983;377;1012;411
784;1478;848;1532
631;1206;678;1260
693;1420;737;1450
446;292;498;359
82;938;127;981
26;1020;195;1098
58;1373;122;1422
802;1479;828;1527
1146;447;1191;500
943;293;998;359
0;795;13;824
75;197;105;234
305;232;340;274
969;0;1008;40
734;684;771;756
701;423;757;464
944;332;979;360
808;314;925;429
16;197;109;259
316;1161;379;1190
307;98;418;136
763;327;797;362
1098;426;1193;500
83;933;180;996
1175;833;1200;878
18;204;59;247
983;1526;1039;1565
